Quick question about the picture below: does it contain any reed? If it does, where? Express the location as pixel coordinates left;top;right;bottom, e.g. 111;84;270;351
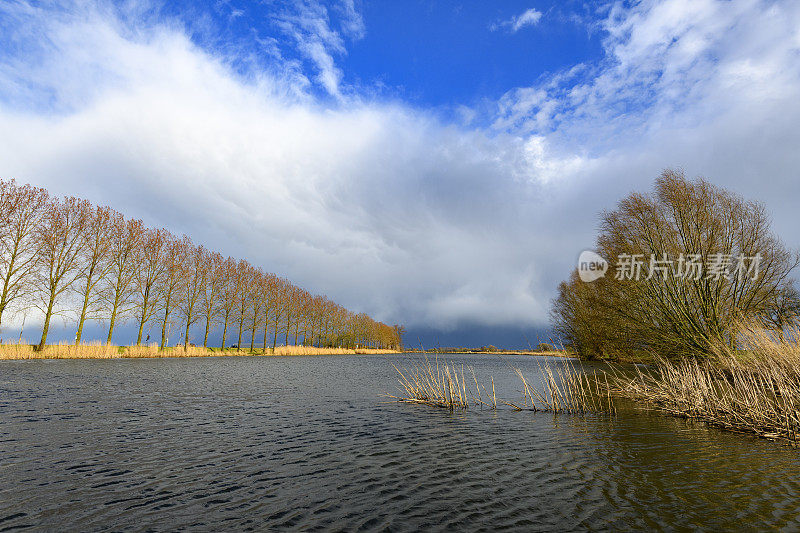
0;341;35;359
610;324;800;443
0;342;399;360
391;356;614;413
511;359;615;414
271;345;395;356
3;341;121;359
390;356;470;409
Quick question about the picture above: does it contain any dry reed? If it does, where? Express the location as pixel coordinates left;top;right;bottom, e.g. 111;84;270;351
391;356;614;413
610;322;800;443
0;343;399;360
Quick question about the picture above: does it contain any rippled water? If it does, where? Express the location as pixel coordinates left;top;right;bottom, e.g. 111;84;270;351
1;353;799;531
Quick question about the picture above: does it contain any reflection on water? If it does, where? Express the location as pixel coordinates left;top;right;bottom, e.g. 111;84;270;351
1;353;799;530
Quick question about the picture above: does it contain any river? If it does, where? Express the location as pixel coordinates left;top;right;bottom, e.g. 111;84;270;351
1;353;799;530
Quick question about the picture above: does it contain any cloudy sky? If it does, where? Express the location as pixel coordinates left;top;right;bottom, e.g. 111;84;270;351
1;0;799;347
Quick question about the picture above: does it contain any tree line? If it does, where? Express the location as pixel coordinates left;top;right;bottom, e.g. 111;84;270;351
551;170;800;360
0;179;404;351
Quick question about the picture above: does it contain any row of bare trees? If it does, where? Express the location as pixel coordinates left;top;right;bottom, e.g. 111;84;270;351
0;179;404;351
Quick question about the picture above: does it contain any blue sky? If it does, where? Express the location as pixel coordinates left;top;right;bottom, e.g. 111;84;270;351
1;0;800;347
147;1;605;110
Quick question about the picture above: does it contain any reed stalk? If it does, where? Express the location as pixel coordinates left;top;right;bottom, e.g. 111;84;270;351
391;356;613;413
609;321;800;443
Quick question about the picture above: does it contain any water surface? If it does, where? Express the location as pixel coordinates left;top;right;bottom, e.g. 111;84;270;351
1;353;799;531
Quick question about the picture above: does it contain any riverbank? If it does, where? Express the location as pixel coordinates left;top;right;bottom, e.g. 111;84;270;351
609;323;800;444
0;343;399;360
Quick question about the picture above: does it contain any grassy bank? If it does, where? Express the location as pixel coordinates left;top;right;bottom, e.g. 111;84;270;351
0;342;399;360
610;323;800;444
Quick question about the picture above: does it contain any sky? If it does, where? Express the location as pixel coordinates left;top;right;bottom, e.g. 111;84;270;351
1;0;799;348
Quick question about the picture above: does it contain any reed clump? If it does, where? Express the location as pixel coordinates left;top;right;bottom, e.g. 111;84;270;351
1;341;120;359
271;345;394;356
390;357;471;409
0;343;399;360
0;341;35;359
391;356;614;413
512;360;615;414
611;322;800;443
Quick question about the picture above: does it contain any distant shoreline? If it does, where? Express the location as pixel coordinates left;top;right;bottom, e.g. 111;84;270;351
403;350;577;357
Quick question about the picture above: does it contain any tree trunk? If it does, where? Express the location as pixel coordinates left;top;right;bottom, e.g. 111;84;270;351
184;321;191;351
37;294;56;351
136;312;146;345
76;283;92;345
160;300;171;349
203;317;211;348
106;306;117;345
221;313;229;349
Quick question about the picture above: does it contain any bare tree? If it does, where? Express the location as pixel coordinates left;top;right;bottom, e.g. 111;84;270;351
199;251;224;348
270;277;289;350
217;256;240;349
132;228;169;345
260;272;278;352
159;235;189;349
73;204;115;344
102;215;145;344
0;180;49;333
247;268;265;351
176;243;208;350
235;261;254;349
34;196;90;350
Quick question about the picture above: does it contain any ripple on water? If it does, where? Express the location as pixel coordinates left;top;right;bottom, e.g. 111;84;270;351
1;354;800;531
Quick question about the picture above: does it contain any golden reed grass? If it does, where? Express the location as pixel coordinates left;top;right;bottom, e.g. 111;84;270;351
0;343;398;360
610;321;800;444
391;356;614;413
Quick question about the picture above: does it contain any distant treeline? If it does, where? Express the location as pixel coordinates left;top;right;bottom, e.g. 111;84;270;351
409;343;557;354
0;179;404;351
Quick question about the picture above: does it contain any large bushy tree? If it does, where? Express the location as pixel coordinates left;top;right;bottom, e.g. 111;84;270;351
552;170;799;360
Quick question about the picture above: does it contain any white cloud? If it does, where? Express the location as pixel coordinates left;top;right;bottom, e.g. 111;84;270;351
271;0;364;99
1;0;800;336
491;8;543;33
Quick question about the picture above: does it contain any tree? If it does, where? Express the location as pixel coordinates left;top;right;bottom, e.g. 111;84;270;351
551;170;799;360
0;180;49;333
259;272;278;352
217;256;240;349
234;260;254;349
199;251;224;348
246;268;265;351
159;235;189;349
270;277;289;350
132;228;169;345
34;196;90;350
72;204;115;344
102;215;144;344
176;243;207;350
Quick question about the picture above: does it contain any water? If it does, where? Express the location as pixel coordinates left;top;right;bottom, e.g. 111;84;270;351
1;353;799;531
